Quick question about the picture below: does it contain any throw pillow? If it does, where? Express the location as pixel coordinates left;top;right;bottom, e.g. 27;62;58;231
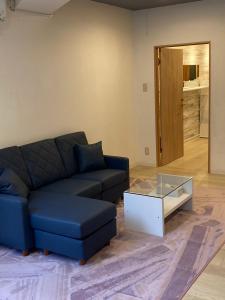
75;142;106;173
0;168;29;198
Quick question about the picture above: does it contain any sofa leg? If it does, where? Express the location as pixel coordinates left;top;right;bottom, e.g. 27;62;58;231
22;250;30;257
79;259;87;266
44;249;49;256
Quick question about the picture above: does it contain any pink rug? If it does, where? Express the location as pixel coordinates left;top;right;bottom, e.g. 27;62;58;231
0;183;225;300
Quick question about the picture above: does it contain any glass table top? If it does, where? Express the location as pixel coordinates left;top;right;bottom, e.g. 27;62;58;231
125;174;192;198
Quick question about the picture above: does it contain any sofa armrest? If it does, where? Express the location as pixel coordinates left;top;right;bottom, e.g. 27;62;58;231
104;155;129;172
0;194;33;251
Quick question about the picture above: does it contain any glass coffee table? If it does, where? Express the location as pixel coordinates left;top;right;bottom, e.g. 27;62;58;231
124;174;193;237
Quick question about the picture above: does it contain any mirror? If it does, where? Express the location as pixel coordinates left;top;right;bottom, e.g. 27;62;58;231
183;65;199;81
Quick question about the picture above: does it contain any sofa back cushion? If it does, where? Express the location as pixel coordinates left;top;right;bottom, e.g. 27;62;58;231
0;146;32;187
21;139;66;189
55;132;88;177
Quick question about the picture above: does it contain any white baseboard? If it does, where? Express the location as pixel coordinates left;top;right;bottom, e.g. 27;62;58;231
132;161;157;168
210;169;225;176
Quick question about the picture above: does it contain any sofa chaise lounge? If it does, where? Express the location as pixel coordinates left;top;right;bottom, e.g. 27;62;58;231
0;132;129;264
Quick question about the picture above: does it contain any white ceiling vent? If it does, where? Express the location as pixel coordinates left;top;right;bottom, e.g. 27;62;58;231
15;0;71;15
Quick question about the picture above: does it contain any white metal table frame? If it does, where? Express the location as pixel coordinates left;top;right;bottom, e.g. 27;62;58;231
124;174;193;237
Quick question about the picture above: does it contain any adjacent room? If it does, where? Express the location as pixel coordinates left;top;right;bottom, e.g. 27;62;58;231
182;43;210;173
155;43;210;173
0;0;225;299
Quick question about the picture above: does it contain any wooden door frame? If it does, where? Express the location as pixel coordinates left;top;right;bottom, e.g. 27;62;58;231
154;41;211;173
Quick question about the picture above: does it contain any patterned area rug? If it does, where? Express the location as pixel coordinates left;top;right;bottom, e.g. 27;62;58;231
1;180;225;300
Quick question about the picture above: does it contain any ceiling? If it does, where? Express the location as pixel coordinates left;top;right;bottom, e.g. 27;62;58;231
91;0;202;10
15;0;71;14
13;0;203;14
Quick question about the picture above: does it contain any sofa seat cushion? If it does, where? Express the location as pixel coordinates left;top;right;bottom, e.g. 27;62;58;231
38;178;101;198
29;191;116;239
73;169;127;190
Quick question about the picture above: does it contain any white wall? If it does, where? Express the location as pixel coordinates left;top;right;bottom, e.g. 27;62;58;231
134;0;225;173
0;0;137;164
2;0;225;173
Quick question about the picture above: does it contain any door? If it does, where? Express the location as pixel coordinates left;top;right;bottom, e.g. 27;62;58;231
158;47;184;166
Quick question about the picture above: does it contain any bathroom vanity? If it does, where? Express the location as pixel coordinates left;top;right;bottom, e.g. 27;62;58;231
183;85;209;140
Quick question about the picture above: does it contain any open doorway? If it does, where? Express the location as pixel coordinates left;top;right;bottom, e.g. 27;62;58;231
154;42;210;173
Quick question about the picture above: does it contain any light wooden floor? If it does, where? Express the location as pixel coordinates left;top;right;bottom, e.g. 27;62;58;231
183;245;225;300
132;137;225;188
130;137;225;300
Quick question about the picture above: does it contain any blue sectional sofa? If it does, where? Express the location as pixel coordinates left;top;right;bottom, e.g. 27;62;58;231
0;132;129;264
